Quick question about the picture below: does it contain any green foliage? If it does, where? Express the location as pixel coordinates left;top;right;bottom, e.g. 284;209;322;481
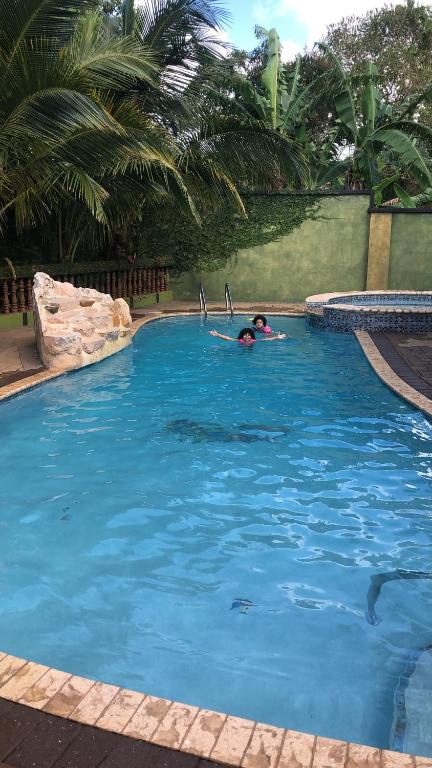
315;46;432;202
0;0;309;263
0;256;168;279
323;2;432;125
136;193;321;273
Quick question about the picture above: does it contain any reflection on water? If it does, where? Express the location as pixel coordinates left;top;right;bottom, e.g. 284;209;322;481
165;419;291;443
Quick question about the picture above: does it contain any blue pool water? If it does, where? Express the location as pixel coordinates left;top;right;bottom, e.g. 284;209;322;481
1;316;432;753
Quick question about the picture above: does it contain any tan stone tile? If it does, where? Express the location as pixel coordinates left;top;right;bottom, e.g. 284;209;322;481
0;655;28;687
152;701;199;749
0;661;49;701
381;750;414;768
242;723;285;768
69;681;119;725
0;350;21;370
96;688;145;733
347;743;381;768
313;736;347;767
20;668;71;709
43;675;95;717
211;715;255;766
278;729;315;768
415;757;432;768
19;344;41;371
182;709;226;757
123;695;172;741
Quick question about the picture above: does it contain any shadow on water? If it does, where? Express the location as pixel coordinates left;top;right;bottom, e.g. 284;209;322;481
366;570;432;626
165;419;291;443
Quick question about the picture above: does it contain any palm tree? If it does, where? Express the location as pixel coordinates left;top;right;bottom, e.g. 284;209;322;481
0;0;205;258
189;27;324;187
115;6;307;194
0;0;309;262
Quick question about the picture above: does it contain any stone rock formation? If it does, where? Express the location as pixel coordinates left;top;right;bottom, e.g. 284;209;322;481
33;272;132;370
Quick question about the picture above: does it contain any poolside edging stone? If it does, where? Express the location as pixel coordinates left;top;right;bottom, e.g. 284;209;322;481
355;331;432;417
0;653;428;767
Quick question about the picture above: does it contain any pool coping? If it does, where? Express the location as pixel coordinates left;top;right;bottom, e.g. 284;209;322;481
1;311;431;766
0;653;428;767
355;331;432;418
306;290;432;307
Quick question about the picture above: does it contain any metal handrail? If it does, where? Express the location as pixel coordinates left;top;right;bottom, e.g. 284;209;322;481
199;283;207;316
225;283;233;316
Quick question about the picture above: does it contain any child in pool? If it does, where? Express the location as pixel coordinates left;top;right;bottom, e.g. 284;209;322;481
209;327;286;345
251;314;272;334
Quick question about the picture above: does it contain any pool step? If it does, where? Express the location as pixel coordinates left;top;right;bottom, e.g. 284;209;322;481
391;646;432;756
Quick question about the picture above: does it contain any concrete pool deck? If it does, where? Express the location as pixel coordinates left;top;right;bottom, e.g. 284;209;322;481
1;302;432;767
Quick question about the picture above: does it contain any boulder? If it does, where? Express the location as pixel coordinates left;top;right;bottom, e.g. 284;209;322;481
33;272;132;371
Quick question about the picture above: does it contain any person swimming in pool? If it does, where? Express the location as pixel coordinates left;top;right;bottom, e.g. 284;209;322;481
251;314;272;334
209;327;286;345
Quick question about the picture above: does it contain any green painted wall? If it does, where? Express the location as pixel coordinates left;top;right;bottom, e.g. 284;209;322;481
131;290;173;308
172;196;370;302
388;215;432;290
0;311;33;330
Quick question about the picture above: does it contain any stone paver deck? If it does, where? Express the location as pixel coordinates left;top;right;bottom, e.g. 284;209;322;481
370;332;432;400
356;331;432;417
0;327;43;388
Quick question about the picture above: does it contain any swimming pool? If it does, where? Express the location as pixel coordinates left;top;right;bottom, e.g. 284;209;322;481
1;316;431;754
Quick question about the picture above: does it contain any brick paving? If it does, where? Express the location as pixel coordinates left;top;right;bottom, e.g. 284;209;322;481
370;332;432;401
0;697;230;768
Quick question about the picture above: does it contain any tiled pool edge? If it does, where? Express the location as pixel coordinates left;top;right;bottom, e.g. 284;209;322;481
0;653;428;768
355;331;432;418
1;313;431;766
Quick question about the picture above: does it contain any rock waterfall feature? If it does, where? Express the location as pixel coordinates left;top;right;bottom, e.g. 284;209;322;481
33;272;132;370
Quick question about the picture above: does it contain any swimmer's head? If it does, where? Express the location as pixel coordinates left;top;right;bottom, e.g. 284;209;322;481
252;314;267;329
238;327;256;342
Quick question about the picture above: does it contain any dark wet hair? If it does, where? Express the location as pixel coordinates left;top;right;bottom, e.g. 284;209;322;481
238;327;256;340
252;314;267;326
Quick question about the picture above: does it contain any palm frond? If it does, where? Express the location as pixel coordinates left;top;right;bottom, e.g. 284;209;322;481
64;11;157;91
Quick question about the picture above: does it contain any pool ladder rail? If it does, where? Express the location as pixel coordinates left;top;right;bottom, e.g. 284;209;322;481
199;283;207;317
225;283;234;317
198;283;234;318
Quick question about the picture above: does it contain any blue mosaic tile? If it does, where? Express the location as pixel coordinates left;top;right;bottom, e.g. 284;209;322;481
306;309;432;333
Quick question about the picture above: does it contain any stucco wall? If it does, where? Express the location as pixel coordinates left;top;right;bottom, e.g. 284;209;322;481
388;215;432;290
172;195;370;302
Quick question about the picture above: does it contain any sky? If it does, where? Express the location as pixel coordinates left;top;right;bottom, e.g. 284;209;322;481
224;0;405;60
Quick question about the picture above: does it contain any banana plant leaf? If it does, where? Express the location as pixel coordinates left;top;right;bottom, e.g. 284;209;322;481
372;128;432;186
261;28;282;130
361;63;380;133
316;158;352;187
394;184;416;208
318;43;357;139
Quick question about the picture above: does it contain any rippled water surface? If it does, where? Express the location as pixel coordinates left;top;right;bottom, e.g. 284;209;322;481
1;316;431;752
